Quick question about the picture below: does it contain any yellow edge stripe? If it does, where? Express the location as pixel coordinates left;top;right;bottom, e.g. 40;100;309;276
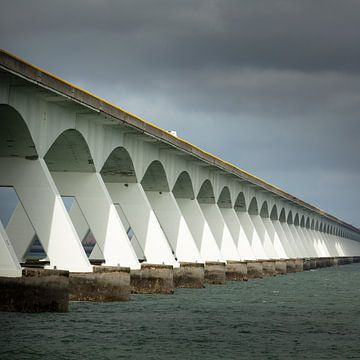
0;49;325;212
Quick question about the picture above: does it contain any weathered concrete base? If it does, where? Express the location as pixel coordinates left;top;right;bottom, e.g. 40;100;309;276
0;268;69;312
204;262;226;284
303;259;311;271
353;256;360;263
246;261;263;279
225;261;247;281
131;264;174;294
262;260;276;277
70;266;130;301
338;256;354;265
294;259;304;272
275;260;287;275
174;262;204;288
286;259;296;273
315;258;326;268
310;258;317;269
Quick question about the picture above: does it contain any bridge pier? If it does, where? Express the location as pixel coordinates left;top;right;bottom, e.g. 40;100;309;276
275;259;287;274
225;260;248;281
246;260;264;279
204;261;226;284
0;268;69;312
261;260;276;276
174;262;205;288
69;266;130;301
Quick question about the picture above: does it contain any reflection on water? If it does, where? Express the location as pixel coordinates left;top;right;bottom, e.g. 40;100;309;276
1;264;360;359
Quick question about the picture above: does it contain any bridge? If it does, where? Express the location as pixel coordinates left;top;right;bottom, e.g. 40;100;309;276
0;50;359;311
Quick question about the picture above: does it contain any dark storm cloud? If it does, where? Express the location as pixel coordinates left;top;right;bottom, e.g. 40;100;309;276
1;0;359;225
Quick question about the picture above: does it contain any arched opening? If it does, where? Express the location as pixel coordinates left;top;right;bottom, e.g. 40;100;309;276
260;201;269;218
234;192;246;212
173;171;195;199
315;220;319;231
217;186;232;208
248;197;258;215
141;160;169;192
294;213;300;226
319;223;323;232
101;147;137;183
270;205;278;220
197;179;215;204
310;219;315;230
44;129;95;172
279;208;286;223
300;215;305;227
0;105;45;263
287;211;293;225
305;217;310;229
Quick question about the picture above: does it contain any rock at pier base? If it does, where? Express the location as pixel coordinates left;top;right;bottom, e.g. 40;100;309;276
225;261;247;281
262;260;276;277
286;259;296;273
131;264;174;294
70;266;130;302
0;268;69;313
204;262;226;284
174;262;204;288
275;260;287;274
246;261;263;279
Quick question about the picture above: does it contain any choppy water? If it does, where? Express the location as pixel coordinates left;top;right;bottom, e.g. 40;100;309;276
1;264;360;360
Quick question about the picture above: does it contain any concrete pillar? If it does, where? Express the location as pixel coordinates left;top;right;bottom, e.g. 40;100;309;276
250;215;279;259
296;226;318;258
0;220;22;277
52;172;140;269
225;261;248;281
272;220;295;258
199;203;241;261
106;183;177;266
237;212;268;259
246;260;263;279
262;218;287;259
280;222;303;259
288;223;308;258
145;191;202;263
174;262;205;288
204;261;226;284
220;208;256;260
176;198;224;262
0;158;92;272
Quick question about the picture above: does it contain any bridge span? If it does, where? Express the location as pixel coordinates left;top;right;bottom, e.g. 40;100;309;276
0;50;359;311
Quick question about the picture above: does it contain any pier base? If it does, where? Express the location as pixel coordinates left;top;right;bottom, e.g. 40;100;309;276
131;264;174;294
246;261;263;279
275;260;287;275
225;261;247;281
70;266;130;301
310;258;317;269
174;262;204;288
303;259;311;271
0;268;69;312
286;259;296;273
295;259;304;272
204;262;226;284
262;260;276;277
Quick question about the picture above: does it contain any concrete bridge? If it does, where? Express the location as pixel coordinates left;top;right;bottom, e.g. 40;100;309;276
1;50;360;311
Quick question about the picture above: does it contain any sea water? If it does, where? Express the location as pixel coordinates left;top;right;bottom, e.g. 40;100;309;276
1;263;360;359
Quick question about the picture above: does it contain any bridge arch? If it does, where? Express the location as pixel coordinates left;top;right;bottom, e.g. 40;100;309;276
279;208;286;222
44;129;95;172
172;171;195;199
141;160;169;192
270;205;278;220
260;201;269;218
248;197;258;215
315;220;319;231
300;215;305;227
101;147;137;183
294;213;300;226
310;219;315;230
287;210;293;224
319;222;323;232
217;186;232;208
0;104;38;159
234;192;246;212
197;179;215;204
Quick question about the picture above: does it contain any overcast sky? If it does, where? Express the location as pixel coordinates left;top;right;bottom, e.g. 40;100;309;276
1;0;359;226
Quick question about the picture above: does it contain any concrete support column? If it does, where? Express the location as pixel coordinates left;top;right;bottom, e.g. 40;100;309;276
0;158;92;272
199;203;241;261
296;226;318;258
176;198;224;262
280;222;303;258
250;215;279;259
106;183;178;266
288;224;308;258
272;220;295;258
145;191;202;263
0;220;22;277
52;172;140;269
220;208;256;260
262;218;287;259
237;212;268;259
